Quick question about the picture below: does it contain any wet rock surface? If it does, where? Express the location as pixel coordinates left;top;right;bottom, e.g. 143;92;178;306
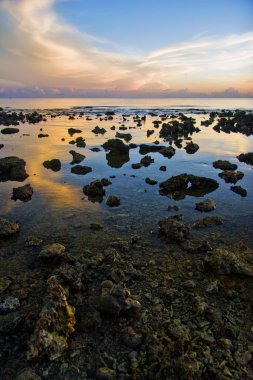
237;152;253;165
158;215;190;243
12;184;33;201
0;218;20;238
43;159;61;172
195;198;216;212
213;160;237;170
230;185;247;197
71;165;92;175
0;156;28;181
106;196;120;207
69;150;85;164
218;170;244;183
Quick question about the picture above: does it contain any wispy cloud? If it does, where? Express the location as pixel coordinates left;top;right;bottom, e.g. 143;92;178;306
0;0;252;97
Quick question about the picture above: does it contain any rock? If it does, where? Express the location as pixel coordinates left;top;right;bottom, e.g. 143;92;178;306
184;141;199;154
102;139;129;155
145;177;157;185
75;136;86;148
195;199;216;212
213;160;237;170
106;196;120;207
90;147;101;152
218;170;244;183
25;236;43;247
230;185;247;197
183;240;212;254
1;127;19;134
0;296;20;312
15;368;41;380
0;156;28;181
38;133;49;138
69;150;85;164
43;159;61;172
106;151;129;168
101;178;112;186
92;126;106;134
0;144;4;149
159;146;176;158
204;248;253;276
97;281;141;318
71;165;92;175
68;128;82;135
83;180;105;202
90;223;103;230
158;215;190;243
160;173;189;192
140;155;154;167
193;216;222;228
0;218;19;238
115;132;132;142
27;276;75;360
132;163;142;169
139;144;163;154
12;184;33;201
96;367;116;380
237;152;253;165
122;326;142;348
159;165;167;171
39;243;66;260
0;277;11;294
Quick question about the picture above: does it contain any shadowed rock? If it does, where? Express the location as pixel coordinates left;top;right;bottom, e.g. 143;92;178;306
158;215;190;243
83;180;106;203
71;165;92;175
0;218;20;238
1;127;19;134
43;159;61;172
102;139;129;155
69;150;85;164
0;156;28;181
218;170;244;183
213;160;237;170
12;184;33;201
237;152;253;165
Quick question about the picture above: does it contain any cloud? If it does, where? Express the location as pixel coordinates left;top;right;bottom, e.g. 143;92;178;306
0;0;252;97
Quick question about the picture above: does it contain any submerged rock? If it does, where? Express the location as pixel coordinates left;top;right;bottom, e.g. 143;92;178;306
158;215;190;243
140;155;154;167
218;170;244;183
71;165;92;175
43;159;61;172
237;152;253;165
27;276;75;361
38;243;66;260
0;218;19;238
195;199;216;212
25;236;43;247
204;248;253;276
145;177;158;185
193;216;222;228
213;160;237;170
12;184;33;201
69;150;85;164
106;195;120;207
230;185;247;197
0;156;28;181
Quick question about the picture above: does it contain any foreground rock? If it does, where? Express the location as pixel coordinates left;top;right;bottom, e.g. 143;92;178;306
27;276;75;361
43;159;61;172
205;248;253;276
218;170;244;183
106;195;120;207
158;215;190;243
71;165;92;175
237;152;253;165
69;150;85;164
213;160;237;170
0;218;20;238
0;156;28;181
38;243;66;260
195;199;216;212
97;281;141;318
12;184;33;201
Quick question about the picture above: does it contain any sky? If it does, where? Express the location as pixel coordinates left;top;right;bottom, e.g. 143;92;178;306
0;0;253;98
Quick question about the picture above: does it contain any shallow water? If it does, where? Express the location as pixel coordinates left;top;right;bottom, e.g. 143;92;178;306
0;104;252;247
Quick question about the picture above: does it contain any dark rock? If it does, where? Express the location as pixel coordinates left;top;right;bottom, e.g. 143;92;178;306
183;240;212;254
218;170;244;183
106;196;120;207
0;144;4;149
68;128;82;135
195;199;216;212
38;133;49;138
106;151;129;168
145;177;158;185
102;139;129;155
193;216;222;228
213;160;237;170
0;218;20;238
90;223;103;230
159;146;176;158
0;156;28;181
71;165;92;175
101;178;112;186
115;132;132;142
69;150;85;164
12;184;33;201
140;155;154;167
132;163;142;169
92;126;106;134
83;180;105;202
43;159;61;172
1;127;19;134
159;165;167;171
184;141;199;154
96;367;116;380
147;129;154;137
0;296;20;312
129;143;138;149
0;312;22;335
75;136;86;148
90;147;101;152
158;215;190;243
237;152;253;165
15;368;41;380
122;326;142;348
230;185;247;197
38;243;66;260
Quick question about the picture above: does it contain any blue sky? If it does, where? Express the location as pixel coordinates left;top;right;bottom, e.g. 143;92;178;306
0;0;252;97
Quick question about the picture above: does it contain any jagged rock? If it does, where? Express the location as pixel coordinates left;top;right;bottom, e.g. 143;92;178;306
145;177;158;185
97;281;141;318
159;146;176;158
204;248;253;276
158;215;190;243
193;216;222;228
115;132;132;142
183;240;212;254
140;155;154;167
122;326;143;348
0;156;28;181
27;276;75;360
106;196;120;207
195;199;216;212
167;205;179;211
0;312;22;335
213;160;237;170
230;185;247;197
92;126;106;134
0;277;11;294
218;170;244;183
43;159;61;172
39;243;66;260
1;127;19;134
0;218;19;238
83;180;105;202
159;165;167;171
69;150;85;164
184;141;199;154
68;128;82;135
237;152;253;165
102;139;129;155
71;165;92;175
12;184;33;201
